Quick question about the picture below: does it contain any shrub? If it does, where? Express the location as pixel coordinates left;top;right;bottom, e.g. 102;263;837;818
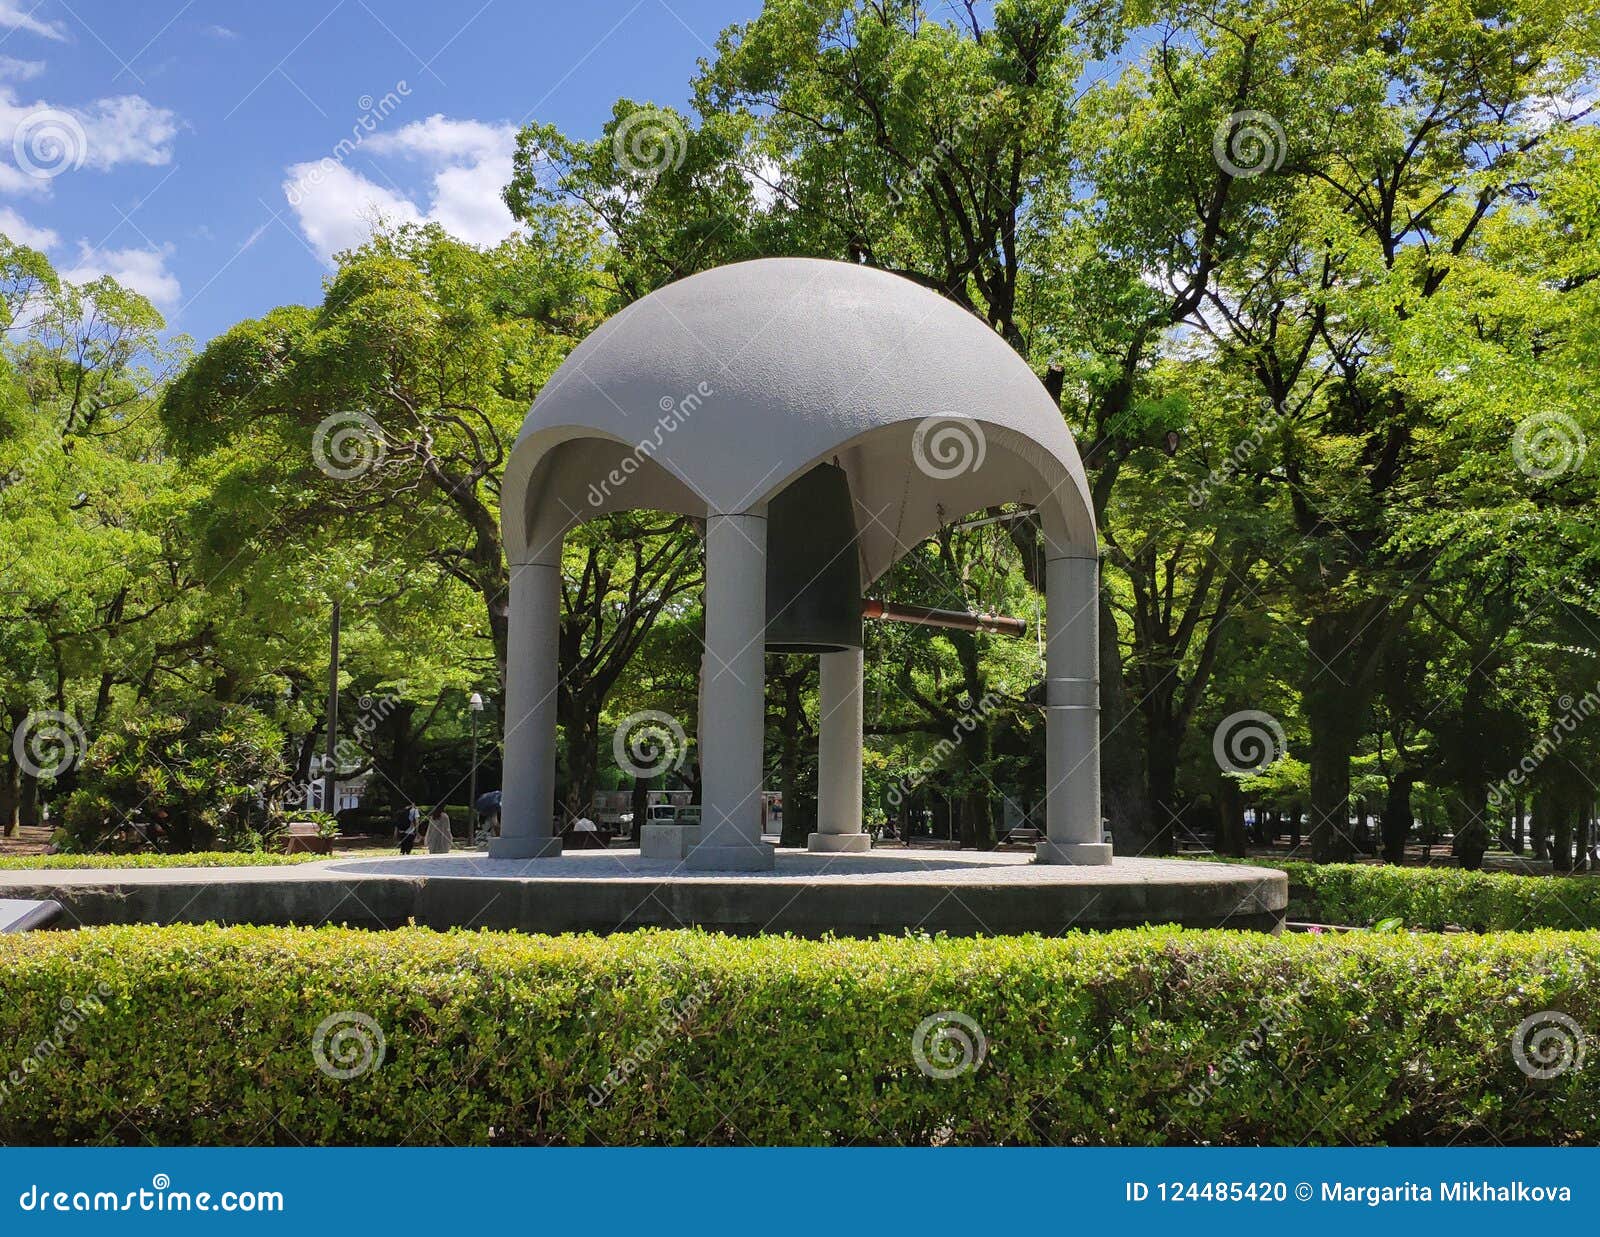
0;926;1594;1145
1267;861;1600;931
0;852;340;871
59;705;286;852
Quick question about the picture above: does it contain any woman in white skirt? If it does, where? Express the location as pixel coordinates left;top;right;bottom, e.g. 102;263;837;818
425;804;453;854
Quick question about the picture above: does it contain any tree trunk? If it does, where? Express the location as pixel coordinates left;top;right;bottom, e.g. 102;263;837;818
1289;802;1303;850
777;669;809;848
1450;787;1489;870
373;702;425;808
629;776;650;844
1098;594;1150;851
1551;803;1574;873
959;786;995;851
1216;777;1246;857
18;768;39;827
564;700;600;823
1380;770;1413;865
1530;801;1549;859
1305;615;1362;862
0;747;18;837
1146;736;1179;856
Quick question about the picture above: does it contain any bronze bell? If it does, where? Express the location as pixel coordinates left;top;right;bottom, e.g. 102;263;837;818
764;463;863;652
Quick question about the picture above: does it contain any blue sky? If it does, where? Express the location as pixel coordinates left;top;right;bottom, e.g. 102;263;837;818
3;0;759;342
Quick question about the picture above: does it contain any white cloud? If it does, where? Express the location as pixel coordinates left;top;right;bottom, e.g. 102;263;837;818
63;242;180;309
0;56;45;81
742;154;780;211
0;87;179;188
283;113;521;264
0;204;56;248
203;25;239;40
283;159;424;264
73;95;179;169
0;1;66;41
364;115;511;164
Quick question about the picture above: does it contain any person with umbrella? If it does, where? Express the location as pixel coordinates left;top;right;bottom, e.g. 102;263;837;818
474;790;502;846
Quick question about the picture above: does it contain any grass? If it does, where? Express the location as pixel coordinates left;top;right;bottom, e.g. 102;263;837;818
0;849;396;871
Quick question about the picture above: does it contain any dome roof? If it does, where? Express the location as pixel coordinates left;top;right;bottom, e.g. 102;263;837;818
504;258;1095;580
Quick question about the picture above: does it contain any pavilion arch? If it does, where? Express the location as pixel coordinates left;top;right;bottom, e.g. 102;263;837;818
493;258;1108;870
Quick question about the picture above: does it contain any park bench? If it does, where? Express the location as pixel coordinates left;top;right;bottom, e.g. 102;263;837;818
283;821;333;855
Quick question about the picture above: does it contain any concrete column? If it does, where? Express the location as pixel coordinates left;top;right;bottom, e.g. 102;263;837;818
489;557;563;859
809;646;869;853
686;513;774;871
1038;548;1112;865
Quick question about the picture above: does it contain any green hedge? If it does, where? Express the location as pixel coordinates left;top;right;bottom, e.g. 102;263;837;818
1;926;1594;1145
1265;861;1600;931
0;852;332;871
0;849;404;871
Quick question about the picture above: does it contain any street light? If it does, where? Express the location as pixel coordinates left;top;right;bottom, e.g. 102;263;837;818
467;691;484;848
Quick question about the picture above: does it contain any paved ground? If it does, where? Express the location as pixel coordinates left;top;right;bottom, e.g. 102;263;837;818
324;849;1248;884
0;848;1263;885
0;849;1287;935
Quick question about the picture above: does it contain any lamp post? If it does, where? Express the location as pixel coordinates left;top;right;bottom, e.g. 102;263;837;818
322;599;340;818
467;691;484;848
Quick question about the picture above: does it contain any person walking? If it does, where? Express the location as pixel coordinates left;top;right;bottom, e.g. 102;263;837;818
425;804;453;854
396;802;420;855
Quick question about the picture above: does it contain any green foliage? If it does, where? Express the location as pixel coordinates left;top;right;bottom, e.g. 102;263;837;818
0;925;1593;1145
0;852;336;870
1268;861;1600;932
58;706;286;852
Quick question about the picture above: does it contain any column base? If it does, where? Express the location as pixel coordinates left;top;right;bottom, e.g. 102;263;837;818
641;823;699;861
684;842;775;871
488;835;563;860
1035;840;1113;866
807;831;871;853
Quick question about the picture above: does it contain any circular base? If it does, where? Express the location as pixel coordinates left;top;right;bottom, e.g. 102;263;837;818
488;835;563;860
807;832;872;853
683;842;776;872
1035;840;1113;866
3;852;1286;936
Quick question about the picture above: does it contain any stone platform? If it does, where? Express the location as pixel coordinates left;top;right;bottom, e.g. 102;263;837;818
0;849;1286;935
